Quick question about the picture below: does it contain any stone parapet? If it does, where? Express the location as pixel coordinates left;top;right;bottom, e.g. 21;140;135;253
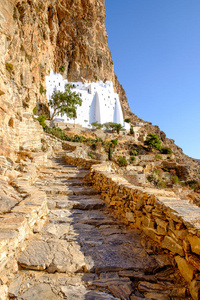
64;153;100;169
87;163;200;296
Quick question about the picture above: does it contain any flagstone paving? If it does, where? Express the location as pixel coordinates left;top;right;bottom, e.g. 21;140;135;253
8;153;191;299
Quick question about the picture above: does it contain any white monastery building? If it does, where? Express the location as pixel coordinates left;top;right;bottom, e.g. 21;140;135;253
46;70;130;130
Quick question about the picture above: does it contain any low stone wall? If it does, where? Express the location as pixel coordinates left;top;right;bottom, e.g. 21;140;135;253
64;153;100;169
87;163;200;299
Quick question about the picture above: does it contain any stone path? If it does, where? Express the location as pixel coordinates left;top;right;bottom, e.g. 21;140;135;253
8;153;191;299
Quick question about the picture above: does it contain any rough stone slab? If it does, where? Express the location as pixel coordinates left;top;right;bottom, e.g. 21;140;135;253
18;240;86;273
90;277;132;288
175;256;196;282
8;276;23;298
188;235;200;255
18;241;52;270
161;236;184;256
83;243;157;273
19;284;62;300
190;279;200;300
138;281;167;293
108;283;133;300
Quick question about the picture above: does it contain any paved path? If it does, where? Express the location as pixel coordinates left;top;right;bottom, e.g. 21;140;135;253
9;153;191;299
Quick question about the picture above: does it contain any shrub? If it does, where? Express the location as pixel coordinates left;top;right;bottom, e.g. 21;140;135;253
161;147;172;154
157;180;166;189
91;143;96;150
37;114;47;129
59;66;65;72
91;121;103;130
72;135;85;143
118;156;128;167
155;154;162;160
187;180;198;190
88;153;94;159
111;138;118;146
94;75;98;81
124;118;131;123
144;134;162;151
129;156;135;163
171;175;179;184
130;149;138;156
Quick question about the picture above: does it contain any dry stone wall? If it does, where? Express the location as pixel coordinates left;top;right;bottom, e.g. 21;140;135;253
84;163;200;297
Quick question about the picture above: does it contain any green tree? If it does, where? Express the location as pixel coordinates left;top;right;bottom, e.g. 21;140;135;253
144;134;162;151
49;84;82;121
104;122;123;134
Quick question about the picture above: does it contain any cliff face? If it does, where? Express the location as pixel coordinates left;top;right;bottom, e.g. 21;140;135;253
0;0;131;159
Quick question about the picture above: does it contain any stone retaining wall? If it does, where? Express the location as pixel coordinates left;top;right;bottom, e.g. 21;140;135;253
65;153;100;169
86;163;200;299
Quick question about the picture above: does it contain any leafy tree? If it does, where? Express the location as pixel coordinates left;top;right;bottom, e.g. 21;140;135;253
49;84;82;121
144;134;162;151
104;122;123;134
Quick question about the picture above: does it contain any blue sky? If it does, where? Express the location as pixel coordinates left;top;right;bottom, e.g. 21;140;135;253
105;0;200;159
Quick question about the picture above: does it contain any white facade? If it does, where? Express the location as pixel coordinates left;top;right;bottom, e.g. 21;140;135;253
46;70;130;130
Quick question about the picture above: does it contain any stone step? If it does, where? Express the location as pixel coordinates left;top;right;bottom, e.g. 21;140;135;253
36;179;91;187
5;156;193;300
55;196;105;210
40;186;98;196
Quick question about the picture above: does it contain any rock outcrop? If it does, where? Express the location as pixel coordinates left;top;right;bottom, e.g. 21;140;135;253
0;0;131;160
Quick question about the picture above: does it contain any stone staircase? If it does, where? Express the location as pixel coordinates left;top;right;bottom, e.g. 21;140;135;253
4;153;192;299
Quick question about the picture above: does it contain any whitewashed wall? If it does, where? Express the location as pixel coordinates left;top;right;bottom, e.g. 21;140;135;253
46;71;130;129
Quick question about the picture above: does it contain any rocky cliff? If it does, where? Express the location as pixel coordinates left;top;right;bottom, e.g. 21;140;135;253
0;0;131;159
0;0;199;179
